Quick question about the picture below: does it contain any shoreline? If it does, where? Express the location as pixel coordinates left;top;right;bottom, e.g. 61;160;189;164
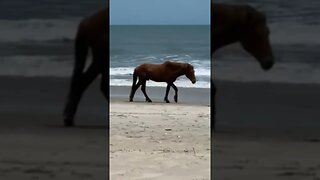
110;85;210;106
1;74;320;132
1;75;320;179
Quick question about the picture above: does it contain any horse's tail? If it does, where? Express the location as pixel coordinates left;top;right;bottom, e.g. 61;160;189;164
129;69;138;101
132;69;138;87
70;21;88;88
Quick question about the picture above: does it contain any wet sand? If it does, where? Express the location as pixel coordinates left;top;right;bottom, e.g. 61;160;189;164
0;76;108;180
213;80;320;180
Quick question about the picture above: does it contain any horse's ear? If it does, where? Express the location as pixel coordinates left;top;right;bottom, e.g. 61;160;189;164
186;63;193;70
163;61;171;66
246;5;266;27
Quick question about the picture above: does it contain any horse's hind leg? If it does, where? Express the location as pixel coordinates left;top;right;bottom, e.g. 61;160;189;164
212;81;216;130
100;71;108;101
141;80;152;102
130;80;141;102
63;62;99;126
171;83;178;103
164;84;171;103
93;45;108;102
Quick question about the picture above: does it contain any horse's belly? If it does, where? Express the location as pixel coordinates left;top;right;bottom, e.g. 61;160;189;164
149;77;165;82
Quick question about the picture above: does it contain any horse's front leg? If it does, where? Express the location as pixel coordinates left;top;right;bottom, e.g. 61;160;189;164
164;83;171;103
171;83;178;103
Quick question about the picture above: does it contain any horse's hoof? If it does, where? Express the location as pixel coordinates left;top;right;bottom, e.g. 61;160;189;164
166;100;170;103
64;120;74;127
147;99;152;102
129;99;133;102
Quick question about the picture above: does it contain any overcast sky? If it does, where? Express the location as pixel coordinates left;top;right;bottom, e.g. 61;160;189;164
110;0;210;25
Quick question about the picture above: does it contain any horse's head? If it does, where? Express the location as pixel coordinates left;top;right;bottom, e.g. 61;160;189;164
240;7;274;71
184;64;196;84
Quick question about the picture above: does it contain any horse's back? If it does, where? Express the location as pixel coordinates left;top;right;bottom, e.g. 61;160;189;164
134;63;169;81
212;3;263;26
134;63;161;72
77;8;108;47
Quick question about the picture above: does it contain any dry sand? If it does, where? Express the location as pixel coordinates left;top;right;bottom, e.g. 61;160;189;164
2;76;320;180
110;101;211;180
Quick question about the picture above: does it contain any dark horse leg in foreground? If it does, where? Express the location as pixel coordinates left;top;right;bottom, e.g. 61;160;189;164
129;61;196;103
129;73;152;102
63;7;109;127
164;83;178;103
211;3;274;130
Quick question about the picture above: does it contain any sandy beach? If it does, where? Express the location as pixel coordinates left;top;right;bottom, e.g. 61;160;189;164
109;80;320;180
110;101;210;180
110;84;211;180
1;76;320;179
213;80;320;180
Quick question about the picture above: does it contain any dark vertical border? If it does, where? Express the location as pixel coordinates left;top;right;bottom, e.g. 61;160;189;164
107;0;110;179
210;1;214;180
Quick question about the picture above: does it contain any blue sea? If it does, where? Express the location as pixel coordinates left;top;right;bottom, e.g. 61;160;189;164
1;0;320;86
110;25;210;88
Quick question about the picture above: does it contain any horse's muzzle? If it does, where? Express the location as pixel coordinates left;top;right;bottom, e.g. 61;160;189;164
192;80;196;84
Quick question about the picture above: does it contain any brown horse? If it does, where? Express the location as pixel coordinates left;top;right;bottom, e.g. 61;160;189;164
129;61;196;103
211;3;274;129
63;7;109;127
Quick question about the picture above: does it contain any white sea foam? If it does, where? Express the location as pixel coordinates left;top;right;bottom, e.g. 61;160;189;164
110;66;210;77
0;18;79;42
270;22;320;45
2;56;320;85
0;56;73;77
110;67;134;76
214;61;320;84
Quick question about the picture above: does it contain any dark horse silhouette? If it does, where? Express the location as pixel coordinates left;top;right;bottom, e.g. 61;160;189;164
211;3;274;129
129;61;196;103
63;7;109;127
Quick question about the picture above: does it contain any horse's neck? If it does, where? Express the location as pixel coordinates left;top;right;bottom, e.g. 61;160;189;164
212;4;248;53
212;25;245;53
165;63;185;78
175;66;187;78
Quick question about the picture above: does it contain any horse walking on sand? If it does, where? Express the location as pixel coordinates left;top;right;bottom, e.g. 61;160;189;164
63;7;109;127
129;61;196;103
211;3;274;129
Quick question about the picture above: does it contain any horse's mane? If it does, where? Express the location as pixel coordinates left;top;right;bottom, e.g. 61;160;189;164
163;61;186;68
212;3;266;28
245;6;266;28
163;60;178;67
162;61;193;73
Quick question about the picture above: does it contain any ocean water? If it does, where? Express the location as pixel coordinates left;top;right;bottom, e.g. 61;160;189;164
110;25;210;88
0;0;106;77
1;1;320;86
